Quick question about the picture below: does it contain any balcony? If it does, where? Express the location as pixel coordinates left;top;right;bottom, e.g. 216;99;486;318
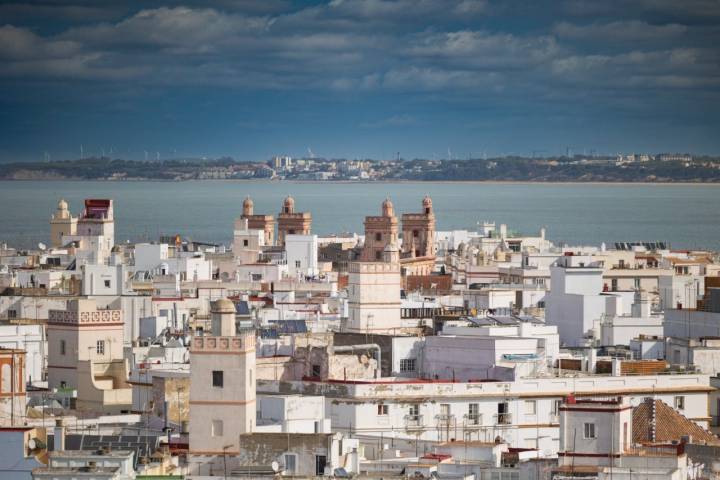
463;414;482;426
494;413;512;426
435;414;455;427
404;414;423;429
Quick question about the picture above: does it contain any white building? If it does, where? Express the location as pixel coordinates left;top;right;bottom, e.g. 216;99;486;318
258;370;713;454
0;324;45;385
599;290;664;347
546;255;606;347
285;234;319;278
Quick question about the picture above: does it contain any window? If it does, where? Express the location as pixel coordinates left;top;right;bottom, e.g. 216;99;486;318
552;399;562;415
634;277;641;289
468;403;480;424
311;365;321;377
375;251;382;260
525;400;536;415
211;419;223;436
60;340;66;356
243;239;249;247
674;396;685;410
400;358;416;372
377;404;389;416
295;260;301;268
413;230;419;238
611;278;618;291
96;340;105;355
7;309;17;319
409;404;419;417
375;232;382;241
212;370;224;388
284;454;297;474
583;422;596;439
104;280;111;288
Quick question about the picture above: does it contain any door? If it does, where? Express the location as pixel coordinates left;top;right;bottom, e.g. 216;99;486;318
315;455;327;476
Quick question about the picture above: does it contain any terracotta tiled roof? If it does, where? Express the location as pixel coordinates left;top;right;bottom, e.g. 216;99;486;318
633;398;720;446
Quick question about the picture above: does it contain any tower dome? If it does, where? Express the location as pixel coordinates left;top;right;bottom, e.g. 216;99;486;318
283;195;295;214
381;197;394;217
212;298;236;314
422;195;433;213
54;198;70;220
242;196;254;216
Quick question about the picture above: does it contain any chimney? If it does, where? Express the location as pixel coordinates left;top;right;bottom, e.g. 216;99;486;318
53;419;65;451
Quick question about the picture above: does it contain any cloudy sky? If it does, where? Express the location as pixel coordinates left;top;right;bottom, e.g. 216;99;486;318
1;0;719;162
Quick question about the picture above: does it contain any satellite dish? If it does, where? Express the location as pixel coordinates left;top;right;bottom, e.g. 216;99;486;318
38;242;47;251
28;438;37;449
271;461;280;472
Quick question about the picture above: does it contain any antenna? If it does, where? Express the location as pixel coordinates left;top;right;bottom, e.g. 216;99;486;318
80;144;84;159
447;147;452;160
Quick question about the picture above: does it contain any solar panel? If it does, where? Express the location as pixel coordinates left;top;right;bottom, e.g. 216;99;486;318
269;319;308;334
51;433;160;468
258;328;279;339
491;316;519;325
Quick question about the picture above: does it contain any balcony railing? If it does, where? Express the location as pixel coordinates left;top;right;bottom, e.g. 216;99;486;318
404;414;423;428
494;413;512;425
435;414;455;426
463;413;482;426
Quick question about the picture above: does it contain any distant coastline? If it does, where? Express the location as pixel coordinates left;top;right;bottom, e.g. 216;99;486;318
2;178;720;185
2;155;719;183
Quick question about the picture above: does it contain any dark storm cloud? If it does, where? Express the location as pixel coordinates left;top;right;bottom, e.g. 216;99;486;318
1;0;719;160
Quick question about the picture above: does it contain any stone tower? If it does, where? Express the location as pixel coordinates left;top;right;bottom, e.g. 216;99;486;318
238;196;274;246
401;195;436;259
362;198;399;261
50;199;77;248
277;196;311;247
347;241;402;333
189;298;256;472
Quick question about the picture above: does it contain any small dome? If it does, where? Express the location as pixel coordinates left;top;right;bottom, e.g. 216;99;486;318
381;197;394;217
57;198;68;211
242;196;254;216
212;298;236;314
283;195;295;213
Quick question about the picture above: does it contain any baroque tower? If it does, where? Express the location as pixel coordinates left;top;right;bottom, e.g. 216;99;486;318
362;198;399;261
277;196;311;247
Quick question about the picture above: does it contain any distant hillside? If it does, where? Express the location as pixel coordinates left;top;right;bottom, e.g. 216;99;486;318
1;156;719;182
